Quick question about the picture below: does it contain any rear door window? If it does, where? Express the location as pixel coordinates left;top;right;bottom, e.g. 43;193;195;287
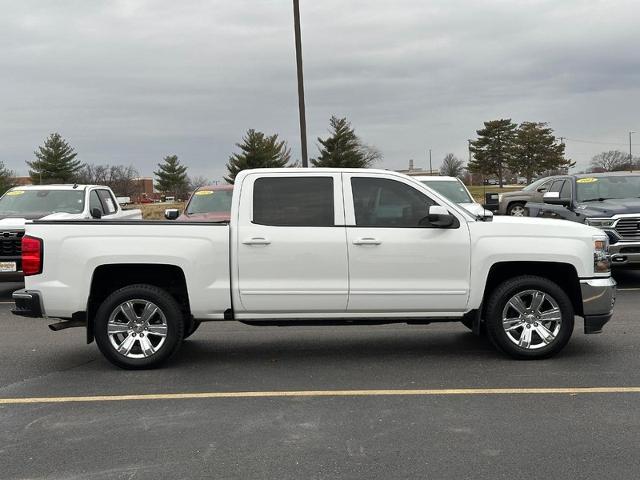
97;190;117;215
253;177;334;226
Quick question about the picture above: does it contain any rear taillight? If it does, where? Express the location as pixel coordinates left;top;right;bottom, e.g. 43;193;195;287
22;235;43;276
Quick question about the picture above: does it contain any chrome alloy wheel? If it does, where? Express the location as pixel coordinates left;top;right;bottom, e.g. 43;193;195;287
501;290;562;350
509;205;526;216
107;299;168;359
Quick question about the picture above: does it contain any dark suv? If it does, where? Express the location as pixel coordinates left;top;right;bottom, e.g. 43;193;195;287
526;172;640;267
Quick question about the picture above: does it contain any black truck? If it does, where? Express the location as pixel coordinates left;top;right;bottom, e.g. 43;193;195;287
526;172;640;267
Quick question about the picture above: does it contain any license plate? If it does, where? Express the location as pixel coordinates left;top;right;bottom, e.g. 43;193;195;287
0;262;17;272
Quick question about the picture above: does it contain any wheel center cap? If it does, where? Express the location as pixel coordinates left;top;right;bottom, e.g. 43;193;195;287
525;314;536;324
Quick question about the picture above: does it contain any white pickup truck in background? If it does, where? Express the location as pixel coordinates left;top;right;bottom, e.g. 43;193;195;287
12;169;616;369
0;184;142;281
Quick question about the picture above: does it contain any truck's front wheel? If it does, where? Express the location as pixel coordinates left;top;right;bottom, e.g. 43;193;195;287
485;276;574;359
94;284;184;369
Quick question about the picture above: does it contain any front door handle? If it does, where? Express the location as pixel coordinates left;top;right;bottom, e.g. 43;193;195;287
353;237;382;245
243;237;271;245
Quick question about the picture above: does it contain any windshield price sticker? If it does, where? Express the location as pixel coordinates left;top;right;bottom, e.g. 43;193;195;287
195;190;214;196
6;190;25;196
577;178;598;183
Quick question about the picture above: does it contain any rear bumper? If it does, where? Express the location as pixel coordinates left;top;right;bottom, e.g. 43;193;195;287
580;277;616;334
12;289;44;318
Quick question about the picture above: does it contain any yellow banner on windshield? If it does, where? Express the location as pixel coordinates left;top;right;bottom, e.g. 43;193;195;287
576;178;598;183
5;190;25;196
195;190;214;196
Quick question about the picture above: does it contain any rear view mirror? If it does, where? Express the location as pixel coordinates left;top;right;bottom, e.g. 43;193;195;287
423;205;455;228
164;209;180;220
543;192;571;207
90;208;102;219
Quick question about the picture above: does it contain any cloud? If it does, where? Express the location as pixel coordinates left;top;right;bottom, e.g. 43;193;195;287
0;0;638;178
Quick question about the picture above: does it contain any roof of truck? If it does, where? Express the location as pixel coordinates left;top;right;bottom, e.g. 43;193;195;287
411;176;459;182
8;184;94;191
573;171;640;178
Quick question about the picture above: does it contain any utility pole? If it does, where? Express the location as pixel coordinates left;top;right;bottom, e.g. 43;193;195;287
293;0;308;167
428;149;432;174
630;131;635;172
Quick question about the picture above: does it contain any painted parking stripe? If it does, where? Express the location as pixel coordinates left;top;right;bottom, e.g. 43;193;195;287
2;387;640;405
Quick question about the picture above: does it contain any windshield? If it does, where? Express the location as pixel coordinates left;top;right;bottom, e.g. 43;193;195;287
576;176;640;202
522;177;548;191
421;180;473;203
0;189;85;216
186;189;233;215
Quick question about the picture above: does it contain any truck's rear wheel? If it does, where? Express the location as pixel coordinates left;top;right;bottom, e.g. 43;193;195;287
94;284;184;369
507;202;528;216
485;275;574;359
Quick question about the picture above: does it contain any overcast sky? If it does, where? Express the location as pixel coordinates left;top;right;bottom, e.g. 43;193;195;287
1;0;639;180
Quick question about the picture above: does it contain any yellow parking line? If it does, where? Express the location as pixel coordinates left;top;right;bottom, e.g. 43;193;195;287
2;387;640;405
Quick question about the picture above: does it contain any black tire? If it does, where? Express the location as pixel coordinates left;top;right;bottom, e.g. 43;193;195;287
507;202;528;216
183;319;201;340
94;284;184;369
485;275;574;359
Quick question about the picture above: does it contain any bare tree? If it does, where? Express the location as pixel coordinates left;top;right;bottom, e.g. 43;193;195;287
188;175;211;191
590;150;629;172
440;153;465;177
78;164;140;196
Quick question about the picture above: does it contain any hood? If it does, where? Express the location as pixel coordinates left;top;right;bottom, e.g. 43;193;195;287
490;215;603;237
459;202;493;217
177;212;231;222
39;212;86;220
0;213;43;221
0;217;27;231
575;198;640;217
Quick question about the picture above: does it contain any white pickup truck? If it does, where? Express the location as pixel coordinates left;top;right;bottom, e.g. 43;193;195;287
12;169;616;369
0;184;142;281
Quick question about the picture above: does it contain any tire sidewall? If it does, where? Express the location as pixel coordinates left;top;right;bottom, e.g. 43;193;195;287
94;284;184;369
485;276;574;359
508;203;528;216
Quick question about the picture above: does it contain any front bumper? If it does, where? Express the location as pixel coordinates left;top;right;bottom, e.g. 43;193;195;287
608;241;640;266
12;289;44;318
580;277;616;334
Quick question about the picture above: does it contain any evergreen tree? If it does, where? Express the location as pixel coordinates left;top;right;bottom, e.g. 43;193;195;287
27;133;83;184
440;153;465;177
0;161;16;195
510;122;571;182
312;116;381;168
225;129;291;184
154;155;189;197
468;119;517;187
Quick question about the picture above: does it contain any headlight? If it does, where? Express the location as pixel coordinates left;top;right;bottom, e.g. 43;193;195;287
498;194;503;202
594;237;610;273
586;218;616;228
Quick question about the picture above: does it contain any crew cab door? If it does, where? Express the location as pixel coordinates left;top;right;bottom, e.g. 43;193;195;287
235;172;348;313
534;178;574;219
343;173;471;313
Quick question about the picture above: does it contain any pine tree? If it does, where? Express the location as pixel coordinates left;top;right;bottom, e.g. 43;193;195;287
27;133;83;184
224;129;291;184
0;161;16;195
154;155;189;198
510;122;571;182
312;116;381;168
468;119;517;187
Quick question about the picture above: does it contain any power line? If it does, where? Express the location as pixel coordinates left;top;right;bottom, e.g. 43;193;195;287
563;137;639;147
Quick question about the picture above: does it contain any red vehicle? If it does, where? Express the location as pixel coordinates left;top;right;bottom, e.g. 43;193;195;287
164;185;233;222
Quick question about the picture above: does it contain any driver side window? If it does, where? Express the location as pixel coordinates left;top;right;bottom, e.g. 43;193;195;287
351;177;435;227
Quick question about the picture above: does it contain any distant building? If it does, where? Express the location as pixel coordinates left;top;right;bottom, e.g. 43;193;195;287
132;177;161;203
395;159;439;177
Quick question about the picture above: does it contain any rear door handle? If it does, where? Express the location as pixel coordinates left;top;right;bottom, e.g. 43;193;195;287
242;237;271;245
353;237;382;245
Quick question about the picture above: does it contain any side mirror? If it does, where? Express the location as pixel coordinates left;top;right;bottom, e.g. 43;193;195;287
543;192;571;207
164;209;180;220
537;187;548;193
90;208;102;219
423;205;455;228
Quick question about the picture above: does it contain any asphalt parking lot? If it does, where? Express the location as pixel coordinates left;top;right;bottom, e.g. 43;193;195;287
1;272;640;480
